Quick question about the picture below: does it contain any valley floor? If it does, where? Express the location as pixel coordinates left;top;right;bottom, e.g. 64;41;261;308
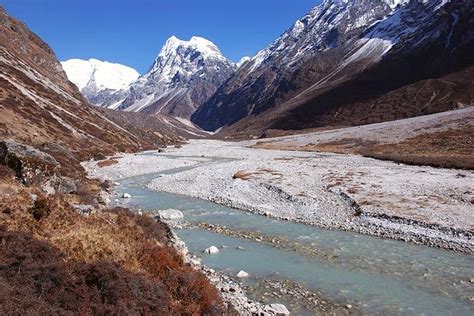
86;137;473;254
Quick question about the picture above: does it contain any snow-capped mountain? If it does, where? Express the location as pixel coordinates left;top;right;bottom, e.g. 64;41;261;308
192;0;396;130
61;58;139;106
117;36;235;119
192;0;470;133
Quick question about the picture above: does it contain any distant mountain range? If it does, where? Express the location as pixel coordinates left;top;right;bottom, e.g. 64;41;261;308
62;0;474;138
61;58;139;107
63;36;237;120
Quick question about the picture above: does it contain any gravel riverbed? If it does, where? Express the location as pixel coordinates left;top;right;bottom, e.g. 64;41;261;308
84;139;473;253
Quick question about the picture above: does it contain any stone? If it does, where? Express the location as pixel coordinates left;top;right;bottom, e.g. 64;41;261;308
236;270;249;278
158;209;184;220
190;258;201;266
204;246;220;254
122;193;131;199
0;139;59;184
41;176;77;195
345;304;353;309
41;142;75;160
267;303;290;315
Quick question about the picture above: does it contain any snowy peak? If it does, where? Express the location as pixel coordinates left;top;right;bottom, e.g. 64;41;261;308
148;35;231;79
158;36;224;60
61;58;139;92
61;58;140;106
154;35;227;70
117;35;235;118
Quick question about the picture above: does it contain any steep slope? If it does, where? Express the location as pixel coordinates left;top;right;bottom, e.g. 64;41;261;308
192;0;395;131
222;0;474;137
193;0;473;135
0;6;179;179
117;36;235;119
61;58;139;107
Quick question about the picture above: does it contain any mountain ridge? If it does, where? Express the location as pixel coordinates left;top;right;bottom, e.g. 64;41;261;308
191;0;473;136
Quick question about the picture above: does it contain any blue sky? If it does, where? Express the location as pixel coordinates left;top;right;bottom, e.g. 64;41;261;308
2;0;319;74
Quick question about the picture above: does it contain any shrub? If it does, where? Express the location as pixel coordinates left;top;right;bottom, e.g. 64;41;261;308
29;196;53;221
0;197;226;314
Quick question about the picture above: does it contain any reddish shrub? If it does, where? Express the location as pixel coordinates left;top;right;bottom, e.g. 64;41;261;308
0;228;173;315
139;241;224;315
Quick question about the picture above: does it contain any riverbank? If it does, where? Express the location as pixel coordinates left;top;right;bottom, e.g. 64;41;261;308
84;140;473;253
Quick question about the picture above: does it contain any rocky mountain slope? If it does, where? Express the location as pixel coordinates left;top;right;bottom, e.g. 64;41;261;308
192;0;474;136
61;58;139;107
0;6;181;179
116;36;236;119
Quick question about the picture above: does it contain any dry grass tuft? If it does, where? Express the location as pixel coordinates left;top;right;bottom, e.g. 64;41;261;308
233;170;253;180
233;168;283;181
97;159;119;168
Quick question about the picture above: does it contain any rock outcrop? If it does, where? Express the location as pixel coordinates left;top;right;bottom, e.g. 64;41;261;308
0;140;59;184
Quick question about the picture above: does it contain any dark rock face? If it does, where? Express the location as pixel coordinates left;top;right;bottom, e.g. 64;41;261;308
117;36;236;119
192;0;474;135
0;140;60;184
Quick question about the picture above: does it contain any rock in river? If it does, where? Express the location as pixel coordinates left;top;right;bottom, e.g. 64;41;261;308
267;303;290;315
204;246;220;254
236;270;249;278
122;193;131;199
158;209;184;220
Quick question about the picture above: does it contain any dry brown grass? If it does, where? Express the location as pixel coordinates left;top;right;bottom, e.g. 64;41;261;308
362;127;474;169
257;126;474;170
0;190;224;314
97;159;119;168
233;170;253;180
233;168;283;181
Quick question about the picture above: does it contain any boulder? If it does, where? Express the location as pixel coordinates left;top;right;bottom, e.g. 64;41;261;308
122;193;131;199
267;303;290;315
0;139;59;184
41;142;75;160
158;209;184;220
41;175;77;195
236;270;249;278
204;246;220;254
